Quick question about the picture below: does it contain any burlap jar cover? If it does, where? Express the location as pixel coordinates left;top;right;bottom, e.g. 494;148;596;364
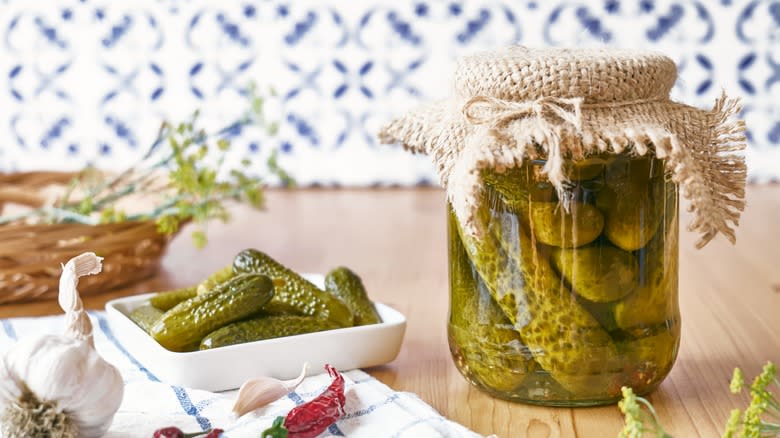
379;46;747;248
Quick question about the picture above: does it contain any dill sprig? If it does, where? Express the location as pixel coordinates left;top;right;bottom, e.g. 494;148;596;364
0;84;289;248
724;362;780;438
618;362;780;438
618;387;672;438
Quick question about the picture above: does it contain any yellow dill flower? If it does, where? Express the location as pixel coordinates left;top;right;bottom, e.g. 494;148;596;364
732;368;746;394
619;387;645;438
722;409;741;438
618;386;674;438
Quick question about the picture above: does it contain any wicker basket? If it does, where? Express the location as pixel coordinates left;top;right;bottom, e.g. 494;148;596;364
0;172;173;304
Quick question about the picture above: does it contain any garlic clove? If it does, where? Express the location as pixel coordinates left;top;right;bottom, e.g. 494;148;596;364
59;252;103;344
232;362;308;417
58;252;102;314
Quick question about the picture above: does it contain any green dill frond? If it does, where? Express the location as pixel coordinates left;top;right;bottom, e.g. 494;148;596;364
0;83;291;248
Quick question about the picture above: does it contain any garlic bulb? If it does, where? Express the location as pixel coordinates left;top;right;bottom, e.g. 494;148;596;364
0;252;124;438
232;363;308;416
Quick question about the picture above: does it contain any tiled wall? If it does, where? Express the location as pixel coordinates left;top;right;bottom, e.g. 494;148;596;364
1;0;778;184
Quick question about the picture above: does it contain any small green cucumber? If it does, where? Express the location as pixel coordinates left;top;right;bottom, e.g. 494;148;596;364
149;286;197;311
232;249;354;327
150;273;274;352
129;305;164;333
200;315;341;349
324;267;381;325
196;265;235;295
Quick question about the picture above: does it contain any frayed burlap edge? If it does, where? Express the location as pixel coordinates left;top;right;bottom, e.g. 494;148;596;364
379;92;746;249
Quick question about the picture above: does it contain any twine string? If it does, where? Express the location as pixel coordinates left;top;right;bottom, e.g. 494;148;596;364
462;95;584;137
462;95;669;139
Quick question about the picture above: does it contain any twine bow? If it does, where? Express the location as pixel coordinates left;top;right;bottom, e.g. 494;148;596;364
461;95;584;146
461;95;586;203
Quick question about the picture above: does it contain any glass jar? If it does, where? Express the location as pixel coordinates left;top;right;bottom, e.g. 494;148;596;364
447;152;680;406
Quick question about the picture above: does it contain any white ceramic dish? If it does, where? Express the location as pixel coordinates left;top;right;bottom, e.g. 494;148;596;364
105;274;406;392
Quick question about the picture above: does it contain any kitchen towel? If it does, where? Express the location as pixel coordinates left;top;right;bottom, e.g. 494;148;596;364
0;312;484;438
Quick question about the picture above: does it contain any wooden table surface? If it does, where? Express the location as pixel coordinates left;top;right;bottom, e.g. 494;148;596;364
1;186;778;437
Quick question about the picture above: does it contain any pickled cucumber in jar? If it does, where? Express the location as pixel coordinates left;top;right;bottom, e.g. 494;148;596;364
448;209;534;394
562;155;612;181
613;178;680;330
492;208;626;398
482;165;555;212
617;323;680;395
551;244;638;303
529;202;604;248
596;155;665;251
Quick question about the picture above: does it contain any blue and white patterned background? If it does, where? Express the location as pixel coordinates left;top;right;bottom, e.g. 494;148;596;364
0;0;778;185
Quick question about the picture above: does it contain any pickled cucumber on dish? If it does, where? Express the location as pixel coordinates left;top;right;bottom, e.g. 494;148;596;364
551;245;638;303
129;305;164;333
596;156;665;251
196;265;235;295
150;274;275;352
529;202;604;248
613;188;679;330
200;315;342;349
233;249;354;327
455;195;622;397
149;286;197;311
324;267;381;326
448;210;534;393
256;299;310;316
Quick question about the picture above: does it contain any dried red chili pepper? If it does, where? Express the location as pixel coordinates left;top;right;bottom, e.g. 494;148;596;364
153;427;184;438
280;364;346;438
283;364;346;438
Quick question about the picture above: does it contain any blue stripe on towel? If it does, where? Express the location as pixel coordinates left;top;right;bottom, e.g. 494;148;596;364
1;319;17;340
342;393;400;420
287;391;306;405
288;391;345;436
327;424;346;436
94;313;212;431
94;313;160;382
195;397;221;411
172;386;212;430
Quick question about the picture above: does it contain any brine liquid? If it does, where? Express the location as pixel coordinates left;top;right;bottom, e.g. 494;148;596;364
447;154;680;406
